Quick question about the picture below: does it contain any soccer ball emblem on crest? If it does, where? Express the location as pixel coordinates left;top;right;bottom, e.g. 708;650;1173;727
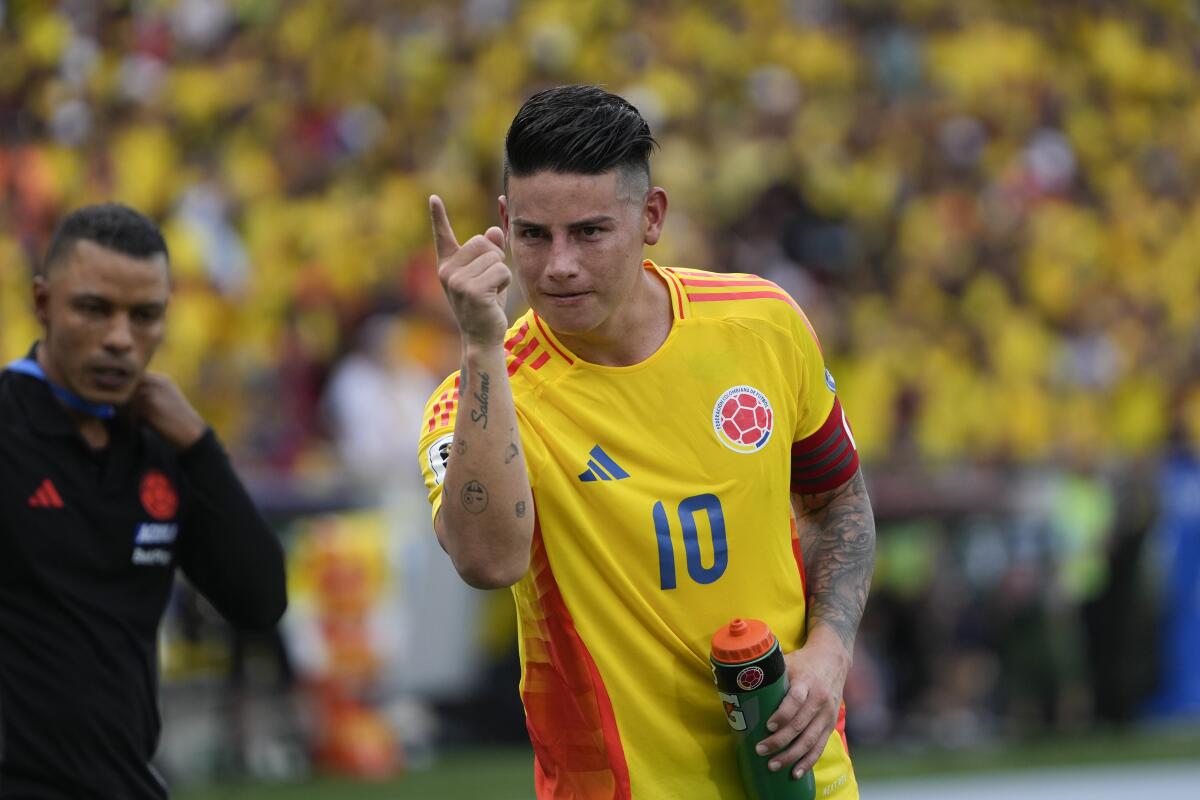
736;665;766;691
713;385;773;454
140;470;178;520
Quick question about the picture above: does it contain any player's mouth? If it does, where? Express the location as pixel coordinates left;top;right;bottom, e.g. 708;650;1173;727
88;364;134;391
543;290;592;306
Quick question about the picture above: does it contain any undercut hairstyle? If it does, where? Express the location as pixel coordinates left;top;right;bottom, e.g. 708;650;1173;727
41;203;169;276
504;85;658;201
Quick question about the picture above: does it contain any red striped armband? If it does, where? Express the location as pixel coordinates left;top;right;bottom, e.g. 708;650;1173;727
791;398;859;494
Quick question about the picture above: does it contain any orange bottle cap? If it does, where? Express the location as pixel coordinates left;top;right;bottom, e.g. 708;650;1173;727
711;617;776;663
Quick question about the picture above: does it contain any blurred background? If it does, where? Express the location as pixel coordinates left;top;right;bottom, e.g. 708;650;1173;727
2;0;1199;797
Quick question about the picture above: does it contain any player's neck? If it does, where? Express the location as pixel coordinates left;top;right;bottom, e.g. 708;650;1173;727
554;268;672;367
78;417;110;450
37;345;112;448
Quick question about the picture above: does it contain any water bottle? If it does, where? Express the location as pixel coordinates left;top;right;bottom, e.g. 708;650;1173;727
711;618;817;800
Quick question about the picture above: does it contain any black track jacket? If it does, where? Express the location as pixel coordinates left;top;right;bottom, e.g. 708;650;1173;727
0;357;287;798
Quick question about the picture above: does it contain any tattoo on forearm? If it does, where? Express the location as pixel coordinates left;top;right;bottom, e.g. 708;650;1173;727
469;370;490;429
793;470;876;653
461;480;489;513
515;500;526;518
504;428;518;464
456;439;467;455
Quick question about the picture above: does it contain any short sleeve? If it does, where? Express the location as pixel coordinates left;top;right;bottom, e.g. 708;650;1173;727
415;370;550;523
790;310;859;494
417;371;461;523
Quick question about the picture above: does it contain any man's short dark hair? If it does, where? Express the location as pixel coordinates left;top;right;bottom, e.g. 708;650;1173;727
504;85;658;198
41;203;169;276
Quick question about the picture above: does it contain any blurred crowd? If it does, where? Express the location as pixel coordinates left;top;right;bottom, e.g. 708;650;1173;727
2;0;1197;767
3;0;1198;474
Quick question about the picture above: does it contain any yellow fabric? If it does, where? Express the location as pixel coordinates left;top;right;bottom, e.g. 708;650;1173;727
418;262;857;798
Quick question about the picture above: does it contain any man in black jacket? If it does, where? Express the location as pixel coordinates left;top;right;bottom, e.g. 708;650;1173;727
0;203;288;798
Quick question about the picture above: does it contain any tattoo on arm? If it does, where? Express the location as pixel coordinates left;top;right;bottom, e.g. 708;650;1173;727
456;439;467;455
461;480;489;513
469;370;490;429
792;470;876;653
515;500;526;518
504;428;518;464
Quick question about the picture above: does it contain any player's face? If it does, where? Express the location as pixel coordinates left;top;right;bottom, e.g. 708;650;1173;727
501;169;666;342
33;239;170;406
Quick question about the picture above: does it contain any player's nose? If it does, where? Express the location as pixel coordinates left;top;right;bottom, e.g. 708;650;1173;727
544;237;580;280
102;313;134;353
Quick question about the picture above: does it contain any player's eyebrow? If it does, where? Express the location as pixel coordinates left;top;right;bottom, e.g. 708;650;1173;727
131;301;167;315
511;215;616;228
568;216;616;228
70;291;113;304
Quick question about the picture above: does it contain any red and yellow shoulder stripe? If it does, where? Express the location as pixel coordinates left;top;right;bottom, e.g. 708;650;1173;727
505;316;575;377
666;267;819;342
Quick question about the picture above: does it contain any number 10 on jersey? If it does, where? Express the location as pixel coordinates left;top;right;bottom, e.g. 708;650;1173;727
653;493;728;589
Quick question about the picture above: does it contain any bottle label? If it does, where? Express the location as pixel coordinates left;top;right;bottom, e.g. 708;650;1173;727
711;644;785;694
719;691;748;731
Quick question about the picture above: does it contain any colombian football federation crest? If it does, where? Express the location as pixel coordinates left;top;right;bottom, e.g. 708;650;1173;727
713;386;774;454
736;665;766;691
140;470;178;520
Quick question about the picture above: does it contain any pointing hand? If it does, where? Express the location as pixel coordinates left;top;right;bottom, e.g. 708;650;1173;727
430;195;511;347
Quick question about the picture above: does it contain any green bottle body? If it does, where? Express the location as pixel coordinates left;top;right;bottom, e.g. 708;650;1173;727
712;642;817;800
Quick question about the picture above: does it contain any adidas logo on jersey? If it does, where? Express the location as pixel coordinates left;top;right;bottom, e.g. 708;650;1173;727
27;479;64;509
577;446;629;482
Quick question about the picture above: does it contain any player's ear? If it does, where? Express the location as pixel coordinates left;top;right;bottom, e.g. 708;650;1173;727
643;187;668;246
498;195;510;232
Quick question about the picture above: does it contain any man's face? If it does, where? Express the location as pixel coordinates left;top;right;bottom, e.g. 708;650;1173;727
33;239;170;406
501;169;665;339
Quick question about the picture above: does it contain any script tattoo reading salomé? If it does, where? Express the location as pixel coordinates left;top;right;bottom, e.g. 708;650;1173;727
462;480;489;513
470;370;490;429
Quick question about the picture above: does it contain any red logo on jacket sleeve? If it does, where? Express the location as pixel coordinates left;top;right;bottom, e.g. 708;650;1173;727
140;471;178;520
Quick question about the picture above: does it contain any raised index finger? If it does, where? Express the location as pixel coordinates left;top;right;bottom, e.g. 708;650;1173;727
429;195;460;261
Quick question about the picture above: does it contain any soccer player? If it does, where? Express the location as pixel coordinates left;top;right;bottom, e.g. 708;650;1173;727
0;204;287;798
418;85;875;798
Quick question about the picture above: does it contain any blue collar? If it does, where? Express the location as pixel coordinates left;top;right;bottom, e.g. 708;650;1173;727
4;357;117;419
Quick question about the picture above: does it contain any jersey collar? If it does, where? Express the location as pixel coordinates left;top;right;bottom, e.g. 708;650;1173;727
5;344;117;438
524;261;689;370
523;262;686;376
5;354;117;419
646;259;692;323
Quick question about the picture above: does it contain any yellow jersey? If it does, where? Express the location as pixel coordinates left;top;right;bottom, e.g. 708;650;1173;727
419;262;860;799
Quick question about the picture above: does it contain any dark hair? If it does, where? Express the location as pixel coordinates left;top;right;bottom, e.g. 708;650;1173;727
41;203;169;275
504;85;658;195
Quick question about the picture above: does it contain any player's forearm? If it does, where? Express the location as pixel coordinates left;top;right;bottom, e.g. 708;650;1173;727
439;342;534;589
178;430;288;629
792;468;876;656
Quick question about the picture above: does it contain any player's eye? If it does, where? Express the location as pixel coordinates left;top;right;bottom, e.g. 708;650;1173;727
132;307;164;324
74;299;108;316
519;228;545;240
